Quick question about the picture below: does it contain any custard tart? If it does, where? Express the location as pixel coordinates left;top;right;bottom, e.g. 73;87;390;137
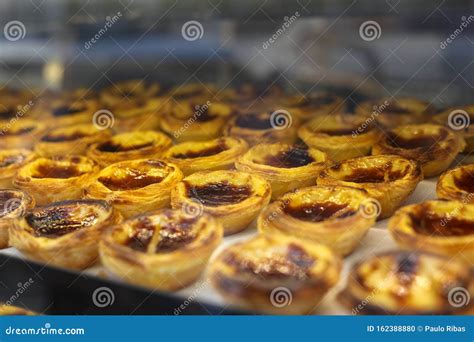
87;131;172;167
389;200;474;264
235;143;329;200
9;199;121;270
160;100;232;142
209;235;342;314
171;170;271;235
339;251;474;315
0;119;46;149
35;124;112;157
355;97;433;128
437;165;474;203
13;156;98;205
224;111;299;146
0;149;36;188
372;124;465;178
85;159;183;218
298;114;379;161
100;80;161;108
0;189;35;248
111;97;163;133
100;209;223;290
433;105;474;153
164;137;248;176
278;92;345;122
44;98;98;127
259;185;375;256
317;155;422;219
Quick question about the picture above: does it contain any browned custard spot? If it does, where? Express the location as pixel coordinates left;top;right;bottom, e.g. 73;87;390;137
0;191;20;218
172;141;227;159
284;201;355;222
0;110;15;119
223;247;314;280
26;205;98;238
189;104;216;122
33;164;85;179
186;181;251;207
98;140;153;153
99;168;163;191
125;216;196;253
409;210;474;237
235;114;273;130
41;131;89;142
454;170;474;193
263;148;314;168
0;154;26;168
52;106;84;117
342;167;404;183
387;129;448;151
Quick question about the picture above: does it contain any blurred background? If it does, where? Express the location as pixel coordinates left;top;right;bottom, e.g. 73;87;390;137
0;0;473;107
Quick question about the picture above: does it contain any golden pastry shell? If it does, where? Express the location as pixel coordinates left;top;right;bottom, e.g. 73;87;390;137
389;200;474;264
13;155;98;205
317;155;423;219
338;251;474;315
100;209;223;290
9;199;121;270
235;143;330;200
164;137;248;176
171;170;271;235
372;124;465;178
258;185;376;256
209;234;342;314
0;189;35;248
0;149;37;188
437;164;474;203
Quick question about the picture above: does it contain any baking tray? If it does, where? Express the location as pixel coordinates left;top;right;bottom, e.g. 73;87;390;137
1;155;472;315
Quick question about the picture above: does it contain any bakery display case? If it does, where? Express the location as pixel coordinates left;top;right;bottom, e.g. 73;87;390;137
0;0;473;316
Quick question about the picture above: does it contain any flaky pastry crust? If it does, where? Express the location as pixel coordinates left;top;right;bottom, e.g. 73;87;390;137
9;199;121;270
259;185;376;255
0;189;35;248
171;170;271;235
209;235;342;314
317;155;423;219
372;124;465;177
235;143;330;199
100;209;223;290
164;137;248;176
13;156;98;205
85;159;183;218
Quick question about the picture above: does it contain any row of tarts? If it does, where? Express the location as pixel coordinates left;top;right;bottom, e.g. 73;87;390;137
0;81;472;315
